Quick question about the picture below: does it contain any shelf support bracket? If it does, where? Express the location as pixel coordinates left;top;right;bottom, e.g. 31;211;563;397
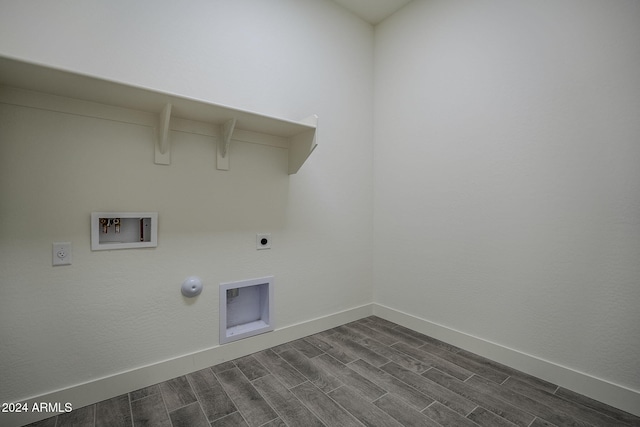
217;118;236;171
288;115;318;174
155;103;172;165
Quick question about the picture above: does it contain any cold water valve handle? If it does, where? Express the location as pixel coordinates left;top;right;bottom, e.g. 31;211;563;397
181;276;203;298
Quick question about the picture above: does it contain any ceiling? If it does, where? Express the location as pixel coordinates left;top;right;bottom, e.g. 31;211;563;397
332;0;413;25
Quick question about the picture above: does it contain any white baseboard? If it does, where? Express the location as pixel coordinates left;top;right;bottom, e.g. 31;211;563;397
2;304;373;427
373;303;640;417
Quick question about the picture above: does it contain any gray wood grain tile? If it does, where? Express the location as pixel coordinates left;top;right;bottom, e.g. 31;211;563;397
196;387;237;423
24;418;57;427
529;417;559;427
503;377;625;427
210;411;249;427
234;355;270;381
359;337;431;373
343;321;399;346
333;324;368;342
187;368;218;392
56;404;95;427
555;387;640;426
373;393;442;427
422;401;479;427
381;362;477;416
361;319;425;347
348;359;434;411
131;393;172;427
361;316;401;329
290;338;325;358
270;342;294;354
212;361;236;373
314;327;339;338
456;348;557;393
328;385;404;427
290;381;362;427
169;401;209;427
418;341;509;383
392;324;463;352
252;375;324;427
188;368;237;422
95;394;132;427
392;341;474;380
159;375;197;412
322;332;389;366
260;418;287;427
216;367;278;427
304;333;358;364
422;368;535;426
467;375;591;427
467;406;520;427
130;384;160;401
252;349;307;389
278;348;342;392
313;353;386;401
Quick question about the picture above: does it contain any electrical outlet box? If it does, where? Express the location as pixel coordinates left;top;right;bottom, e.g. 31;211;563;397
91;212;158;251
52;242;72;266
257;233;271;250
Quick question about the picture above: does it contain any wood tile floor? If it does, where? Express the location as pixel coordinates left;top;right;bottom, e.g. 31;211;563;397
25;316;640;427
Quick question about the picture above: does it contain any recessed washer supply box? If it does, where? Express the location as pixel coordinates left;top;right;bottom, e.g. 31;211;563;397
91;212;158;251
220;276;274;344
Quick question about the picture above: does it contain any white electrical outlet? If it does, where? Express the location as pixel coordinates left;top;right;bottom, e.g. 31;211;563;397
52;242;72;266
256;233;271;250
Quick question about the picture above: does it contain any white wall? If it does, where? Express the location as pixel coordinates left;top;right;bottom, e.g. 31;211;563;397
0;0;374;405
374;0;640;397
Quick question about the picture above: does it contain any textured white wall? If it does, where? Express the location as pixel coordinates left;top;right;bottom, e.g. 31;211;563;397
0;0;374;402
373;0;640;393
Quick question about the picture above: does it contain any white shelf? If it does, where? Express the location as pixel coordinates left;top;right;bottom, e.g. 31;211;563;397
0;56;317;174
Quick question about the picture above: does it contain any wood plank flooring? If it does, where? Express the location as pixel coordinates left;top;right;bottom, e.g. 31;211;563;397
24;316;640;427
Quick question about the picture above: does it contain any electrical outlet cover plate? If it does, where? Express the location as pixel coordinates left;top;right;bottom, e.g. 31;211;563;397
53;242;72;266
256;233;271;250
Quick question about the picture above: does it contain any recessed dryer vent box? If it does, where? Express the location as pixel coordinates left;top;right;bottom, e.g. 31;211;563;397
91;212;158;251
220;276;274;344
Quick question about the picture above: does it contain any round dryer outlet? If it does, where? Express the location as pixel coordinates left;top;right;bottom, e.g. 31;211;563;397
256;233;271;250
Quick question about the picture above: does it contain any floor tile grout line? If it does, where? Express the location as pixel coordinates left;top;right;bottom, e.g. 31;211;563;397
127;391;135;427
465;404;480;418
390;360;542;427
453;370;550;424
246;365;287;427
184;371;214;427
471;373;604;427
256;414;281;427
290;379;340;427
272;346;326;392
255;378;310;427
323;385;368;427
211;369;253;427
344;322;402;348
344;358;435;412
157;383;173;427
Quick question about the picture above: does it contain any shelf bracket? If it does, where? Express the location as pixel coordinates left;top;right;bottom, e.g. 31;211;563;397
288;115;318;174
155;103;172;165
217;118;236;171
